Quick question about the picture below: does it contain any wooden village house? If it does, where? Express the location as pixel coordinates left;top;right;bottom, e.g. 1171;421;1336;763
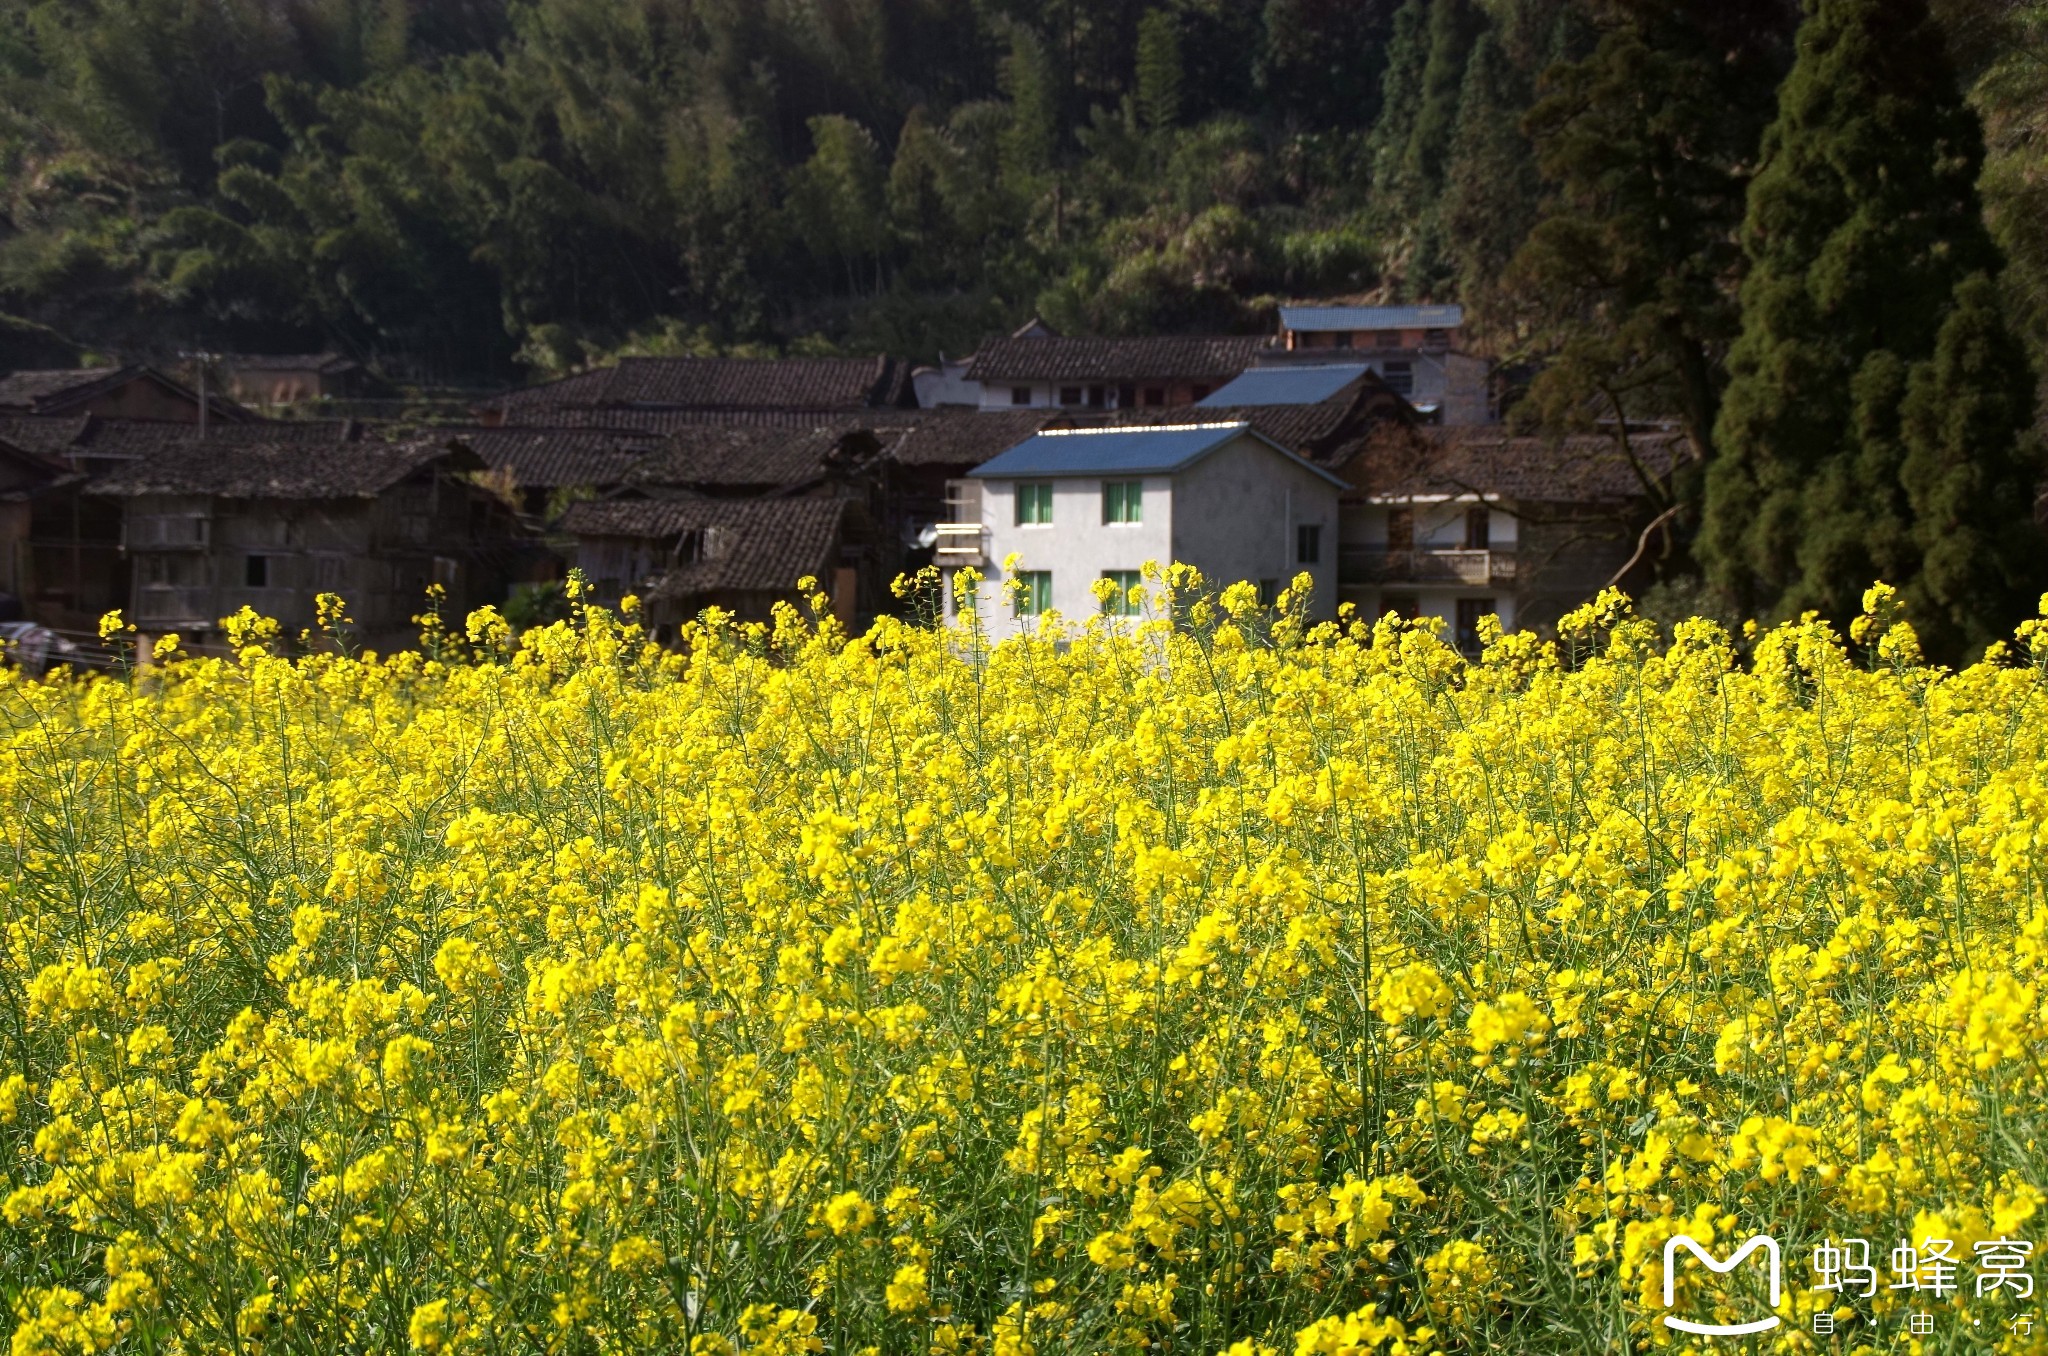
89;437;530;647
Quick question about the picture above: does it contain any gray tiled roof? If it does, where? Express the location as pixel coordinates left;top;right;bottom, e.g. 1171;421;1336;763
878;410;1062;467
561;496;850;597
461;429;657;489
0;415;94;456
1337;426;1693;503
89;438;479;499
489;356;914;413
0;368;128;408
964;335;1267;384
629;426;880;491
493;406;868;432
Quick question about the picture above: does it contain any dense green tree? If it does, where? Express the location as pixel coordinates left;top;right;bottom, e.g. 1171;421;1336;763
1700;0;2042;651
1507;1;1794;456
1135;9;1182;133
1931;0;2048;363
793;115;888;294
1255;0;1397;129
1436;33;1537;320
1897;274;2047;654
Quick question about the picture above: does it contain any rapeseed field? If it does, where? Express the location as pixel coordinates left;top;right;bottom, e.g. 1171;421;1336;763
4;573;2047;1355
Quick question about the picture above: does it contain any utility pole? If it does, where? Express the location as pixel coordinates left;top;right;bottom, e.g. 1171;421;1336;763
179;350;221;435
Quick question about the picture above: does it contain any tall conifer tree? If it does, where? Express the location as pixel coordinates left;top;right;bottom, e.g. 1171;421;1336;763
1700;0;2044;652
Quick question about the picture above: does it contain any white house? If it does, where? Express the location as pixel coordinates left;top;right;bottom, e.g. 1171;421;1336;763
940;423;1347;640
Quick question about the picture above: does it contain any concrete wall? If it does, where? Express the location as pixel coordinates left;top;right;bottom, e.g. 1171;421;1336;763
1171;436;1341;621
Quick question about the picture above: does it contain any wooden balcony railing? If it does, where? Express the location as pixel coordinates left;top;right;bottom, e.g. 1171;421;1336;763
1339;548;1516;587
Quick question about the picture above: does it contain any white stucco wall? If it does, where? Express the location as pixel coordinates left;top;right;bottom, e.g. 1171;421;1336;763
963;474;1175;639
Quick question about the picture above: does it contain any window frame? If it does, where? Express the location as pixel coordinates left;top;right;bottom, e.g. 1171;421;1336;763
1296;523;1322;565
1102;479;1144;525
1014;482;1054;526
1100;569;1144;616
244;554;270;588
1014;569;1053;618
1059;385;1083;407
1011;386;1033;406
1464;506;1491;550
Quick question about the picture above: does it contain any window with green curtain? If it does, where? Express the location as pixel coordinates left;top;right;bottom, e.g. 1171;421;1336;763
1102;480;1142;524
1100;569;1143;615
1015;483;1054;525
1014;570;1052;616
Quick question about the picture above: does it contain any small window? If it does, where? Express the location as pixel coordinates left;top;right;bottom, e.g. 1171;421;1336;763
244;554;270;588
1014;570;1052;617
1464;506;1491;550
1087;385;1106;408
1257;579;1279;608
1142;387;1167;408
1059;385;1083;406
1190;384;1211;402
1382;361;1414;396
1296;523;1322;564
1118;384;1137;408
1333;332;1354;350
1015;482;1054;526
1456;598;1496;654
1100;569;1143;616
1011;386;1032;406
1386;507;1415;552
1424;328;1450;348
1102;480;1143;524
951;569;978;613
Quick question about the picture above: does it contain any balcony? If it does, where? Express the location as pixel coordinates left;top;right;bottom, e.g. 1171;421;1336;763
1340;548;1516;588
934;523;986;567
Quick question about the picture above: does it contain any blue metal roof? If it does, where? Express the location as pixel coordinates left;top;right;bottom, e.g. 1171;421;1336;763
1196;365;1371;407
1279;304;1463;332
967;422;1347;487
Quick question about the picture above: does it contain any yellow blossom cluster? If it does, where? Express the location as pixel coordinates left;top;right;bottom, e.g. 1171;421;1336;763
3;577;2047;1354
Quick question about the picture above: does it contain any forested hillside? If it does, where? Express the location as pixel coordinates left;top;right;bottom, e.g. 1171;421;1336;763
0;0;2044;396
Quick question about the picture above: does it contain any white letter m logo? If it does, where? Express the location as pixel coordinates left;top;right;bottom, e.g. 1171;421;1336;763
1662;1234;1783;1336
